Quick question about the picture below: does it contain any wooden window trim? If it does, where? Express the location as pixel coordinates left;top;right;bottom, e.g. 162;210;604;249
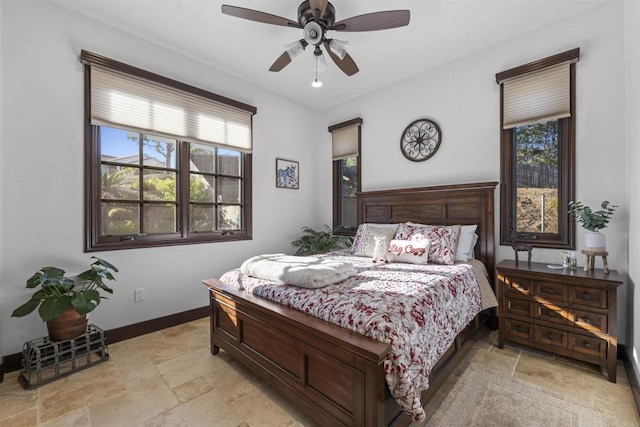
329;118;362;236
83;53;253;251
498;49;578;249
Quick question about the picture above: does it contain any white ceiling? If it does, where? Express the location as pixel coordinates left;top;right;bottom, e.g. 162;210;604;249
53;0;609;110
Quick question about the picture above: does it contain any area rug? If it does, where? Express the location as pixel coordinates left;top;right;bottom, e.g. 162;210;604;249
427;364;618;426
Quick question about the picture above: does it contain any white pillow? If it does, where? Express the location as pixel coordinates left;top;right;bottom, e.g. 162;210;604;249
455;225;478;262
351;223;399;257
387;239;430;264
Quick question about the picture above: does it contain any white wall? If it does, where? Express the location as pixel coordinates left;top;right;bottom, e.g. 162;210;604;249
0;0;323;355
0;0;5;360
322;3;630;341
625;0;640;382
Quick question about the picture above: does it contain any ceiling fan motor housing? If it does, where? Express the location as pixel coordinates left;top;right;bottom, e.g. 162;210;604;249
297;1;335;27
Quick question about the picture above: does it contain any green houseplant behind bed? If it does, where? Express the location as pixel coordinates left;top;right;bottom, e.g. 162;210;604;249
291;225;353;256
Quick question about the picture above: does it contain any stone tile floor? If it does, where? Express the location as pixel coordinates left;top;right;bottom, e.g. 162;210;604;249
0;317;638;426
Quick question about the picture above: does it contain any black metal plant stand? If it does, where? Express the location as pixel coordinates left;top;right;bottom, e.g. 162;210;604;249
18;324;109;389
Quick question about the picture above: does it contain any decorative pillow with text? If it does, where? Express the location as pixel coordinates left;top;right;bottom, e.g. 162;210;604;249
351;223;398;257
387;239;430;264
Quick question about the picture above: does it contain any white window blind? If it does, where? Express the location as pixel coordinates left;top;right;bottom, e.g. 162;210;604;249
331;123;360;160
90;66;254;152
502;62;570;129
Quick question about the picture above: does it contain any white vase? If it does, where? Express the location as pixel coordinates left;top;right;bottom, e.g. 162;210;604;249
584;231;606;250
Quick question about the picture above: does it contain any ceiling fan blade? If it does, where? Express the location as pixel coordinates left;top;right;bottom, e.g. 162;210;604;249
309;0;328;18
269;51;293;72
324;42;359;76
331;10;410;32
221;5;302;28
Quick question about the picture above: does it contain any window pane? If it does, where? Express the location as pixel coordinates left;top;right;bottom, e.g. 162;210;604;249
101;165;139;200
515;121;559;234
101;202;139;235
190;143;215;173
218;148;241;176
339;157;358;229
143;170;176;201
190;205;215;232
218;177;241;204
219;205;241;230
143;204;176;234
101;127;140;163
190;174;215;203
142;134;176;168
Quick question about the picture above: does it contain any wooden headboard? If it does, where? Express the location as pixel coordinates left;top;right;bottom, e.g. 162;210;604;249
357;181;498;278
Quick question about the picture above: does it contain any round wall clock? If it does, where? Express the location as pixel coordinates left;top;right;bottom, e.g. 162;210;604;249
400;119;442;162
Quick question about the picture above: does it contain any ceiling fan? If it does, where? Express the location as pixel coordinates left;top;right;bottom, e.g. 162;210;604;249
221;1;410;78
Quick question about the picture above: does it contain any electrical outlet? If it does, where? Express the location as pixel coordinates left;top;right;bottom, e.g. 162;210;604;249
134;288;145;302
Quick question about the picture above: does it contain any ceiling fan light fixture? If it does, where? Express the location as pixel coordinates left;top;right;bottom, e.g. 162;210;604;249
284;40;306;60
328;39;349;60
303;21;323;45
311;79;323;88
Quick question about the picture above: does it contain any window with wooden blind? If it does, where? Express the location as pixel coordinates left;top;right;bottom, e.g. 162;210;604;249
328;118;362;234
82;50;256;251
496;48;579;249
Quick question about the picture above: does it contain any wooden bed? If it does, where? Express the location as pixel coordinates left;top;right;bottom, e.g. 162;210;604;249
203;181;498;426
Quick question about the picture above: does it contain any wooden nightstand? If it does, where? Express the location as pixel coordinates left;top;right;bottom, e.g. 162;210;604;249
496;259;623;382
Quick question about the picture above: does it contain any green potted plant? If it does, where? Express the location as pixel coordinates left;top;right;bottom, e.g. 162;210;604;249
291;225;353;256
11;257;118;341
568;200;618;249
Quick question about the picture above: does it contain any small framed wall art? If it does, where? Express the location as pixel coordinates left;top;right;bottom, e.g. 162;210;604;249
275;158;299;189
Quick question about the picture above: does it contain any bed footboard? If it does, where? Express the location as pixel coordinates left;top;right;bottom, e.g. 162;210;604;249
205;279;391;426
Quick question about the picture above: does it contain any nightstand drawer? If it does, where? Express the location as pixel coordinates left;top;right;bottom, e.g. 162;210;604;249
505;297;533;317
570;333;606;358
535;303;566;325
504;319;533;340
503;276;533;296
535;325;567;349
535;281;566;302
570;286;606;309
572;309;607;333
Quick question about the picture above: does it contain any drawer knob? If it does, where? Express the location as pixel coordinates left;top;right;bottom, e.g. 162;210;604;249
583;317;591;324
583;341;591;348
546;288;555;295
547;332;554;339
516;325;524;333
582;293;591;300
547;311;554;317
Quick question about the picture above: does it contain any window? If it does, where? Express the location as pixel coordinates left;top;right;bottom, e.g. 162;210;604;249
82;50;256;251
496;48;579;249
328;118;362;234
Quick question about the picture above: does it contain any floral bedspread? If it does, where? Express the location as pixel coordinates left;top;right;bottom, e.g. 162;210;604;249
220;252;483;422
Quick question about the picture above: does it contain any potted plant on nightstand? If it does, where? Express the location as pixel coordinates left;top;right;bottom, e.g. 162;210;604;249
569;200;618;249
11;257;118;341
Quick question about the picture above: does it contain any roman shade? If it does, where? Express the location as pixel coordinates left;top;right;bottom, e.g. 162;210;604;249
82;51;255;152
501;62;571;129
329;119;362;160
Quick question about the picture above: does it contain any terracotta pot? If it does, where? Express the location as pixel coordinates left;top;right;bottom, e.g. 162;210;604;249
46;306;88;341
